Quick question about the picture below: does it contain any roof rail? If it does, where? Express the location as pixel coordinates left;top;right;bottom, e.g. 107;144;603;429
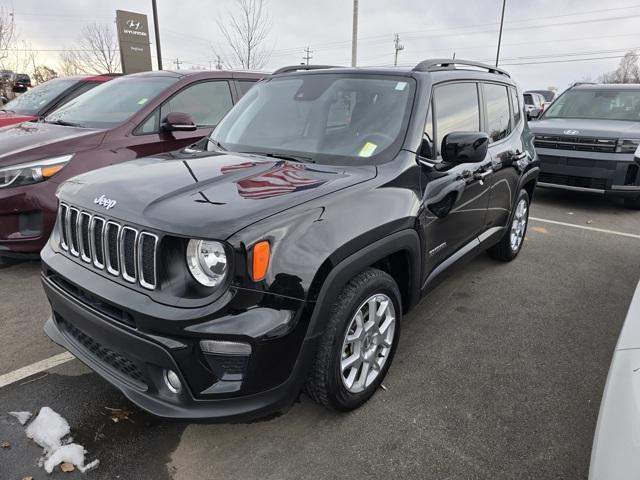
272;65;342;75
412;58;510;78
569;81;597;88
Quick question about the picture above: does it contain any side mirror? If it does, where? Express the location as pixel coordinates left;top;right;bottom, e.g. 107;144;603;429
162;112;197;132
441;132;489;164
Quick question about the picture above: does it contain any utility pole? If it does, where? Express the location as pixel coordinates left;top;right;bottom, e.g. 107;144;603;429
152;0;163;70
393;34;404;67
351;0;358;67
216;55;223;70
303;46;313;65
173;58;182;70
495;0;506;67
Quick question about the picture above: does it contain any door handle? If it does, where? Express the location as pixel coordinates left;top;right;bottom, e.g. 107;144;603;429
474;169;493;181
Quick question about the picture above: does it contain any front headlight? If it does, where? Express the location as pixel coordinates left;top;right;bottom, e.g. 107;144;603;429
616;138;640;153
0;154;73;188
186;239;228;287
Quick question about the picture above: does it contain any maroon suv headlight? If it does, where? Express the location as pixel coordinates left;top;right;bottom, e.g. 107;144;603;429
0;154;73;188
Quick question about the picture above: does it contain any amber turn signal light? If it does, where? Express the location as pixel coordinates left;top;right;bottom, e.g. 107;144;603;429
41;164;65;178
252;241;270;281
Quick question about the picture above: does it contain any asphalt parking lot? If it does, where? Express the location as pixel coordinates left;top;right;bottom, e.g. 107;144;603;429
1;188;639;480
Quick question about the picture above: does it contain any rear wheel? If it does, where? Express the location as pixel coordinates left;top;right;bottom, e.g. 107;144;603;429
624;196;640;210
305;268;401;411
487;189;530;262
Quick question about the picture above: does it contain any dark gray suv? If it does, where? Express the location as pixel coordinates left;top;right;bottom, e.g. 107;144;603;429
530;83;640;208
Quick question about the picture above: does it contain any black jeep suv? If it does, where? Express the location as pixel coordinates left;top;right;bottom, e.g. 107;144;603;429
41;60;539;421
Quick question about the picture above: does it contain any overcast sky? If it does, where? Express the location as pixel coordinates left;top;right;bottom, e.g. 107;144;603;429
5;0;640;91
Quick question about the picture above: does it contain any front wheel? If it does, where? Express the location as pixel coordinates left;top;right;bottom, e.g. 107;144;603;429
305;268;401;411
487;189;530;262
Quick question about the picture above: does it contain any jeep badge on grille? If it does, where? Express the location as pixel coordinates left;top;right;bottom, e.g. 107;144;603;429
94;194;117;210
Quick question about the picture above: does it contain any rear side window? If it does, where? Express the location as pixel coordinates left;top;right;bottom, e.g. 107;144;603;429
160;81;233;127
509;87;521;127
433;82;480;157
483;83;511;142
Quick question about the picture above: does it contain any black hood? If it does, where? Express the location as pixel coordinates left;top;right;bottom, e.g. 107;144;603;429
0;121;105;168
58;152;377;239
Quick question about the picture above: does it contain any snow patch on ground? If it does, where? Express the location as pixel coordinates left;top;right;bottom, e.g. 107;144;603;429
12;406;99;474
8;411;32;425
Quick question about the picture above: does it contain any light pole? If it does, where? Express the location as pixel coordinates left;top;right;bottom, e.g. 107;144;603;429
495;0;506;68
152;0;163;70
351;0;358;67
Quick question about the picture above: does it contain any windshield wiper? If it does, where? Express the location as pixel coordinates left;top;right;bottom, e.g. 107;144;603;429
208;139;227;151
0;109;14;113
46;119;84;128
240;151;315;163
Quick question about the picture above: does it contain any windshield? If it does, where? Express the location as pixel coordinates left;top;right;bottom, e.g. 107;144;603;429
528;90;555;102
2;78;76;115
543;89;640;121
210;74;415;164
45;76;177;129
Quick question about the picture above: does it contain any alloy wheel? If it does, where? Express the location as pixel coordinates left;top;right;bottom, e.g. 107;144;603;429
340;293;396;393
510;198;528;252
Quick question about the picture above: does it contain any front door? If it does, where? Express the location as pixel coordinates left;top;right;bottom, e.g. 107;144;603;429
419;81;492;280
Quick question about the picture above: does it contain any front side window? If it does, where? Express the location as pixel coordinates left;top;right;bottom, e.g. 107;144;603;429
3;78;77;115
160;81;233;127
484;83;511;142
210;74;415;164
45;76;177;129
433;82;480;157
544;89;640;121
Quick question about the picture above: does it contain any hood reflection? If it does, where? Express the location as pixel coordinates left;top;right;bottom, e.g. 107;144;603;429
221;160;329;200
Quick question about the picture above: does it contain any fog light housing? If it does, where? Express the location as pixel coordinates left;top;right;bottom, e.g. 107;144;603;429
164;369;182;393
200;339;252;355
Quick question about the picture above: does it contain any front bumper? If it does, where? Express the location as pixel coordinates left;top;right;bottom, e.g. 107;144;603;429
0;180;58;255
536;148;640;197
41;246;318;421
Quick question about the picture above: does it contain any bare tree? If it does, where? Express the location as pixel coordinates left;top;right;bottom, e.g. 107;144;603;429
217;0;272;69
60;23;120;74
33;65;58;84
0;7;16;66
58;50;84;76
600;51;640;84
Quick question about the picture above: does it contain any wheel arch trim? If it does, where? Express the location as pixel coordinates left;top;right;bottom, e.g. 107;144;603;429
305;229;421;339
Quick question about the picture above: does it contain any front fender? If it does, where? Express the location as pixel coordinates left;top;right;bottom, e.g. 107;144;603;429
305;229;421;338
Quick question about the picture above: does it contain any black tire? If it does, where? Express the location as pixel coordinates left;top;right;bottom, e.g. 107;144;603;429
305;268;402;411
624;196;640;210
487;189;530;262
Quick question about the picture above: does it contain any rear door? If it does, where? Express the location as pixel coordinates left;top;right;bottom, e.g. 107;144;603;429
482;83;525;230
420;81;492;273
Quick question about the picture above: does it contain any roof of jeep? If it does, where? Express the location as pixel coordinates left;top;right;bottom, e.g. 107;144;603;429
272;65;516;85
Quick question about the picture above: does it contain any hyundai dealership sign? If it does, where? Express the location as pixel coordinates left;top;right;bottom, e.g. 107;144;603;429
116;10;153;74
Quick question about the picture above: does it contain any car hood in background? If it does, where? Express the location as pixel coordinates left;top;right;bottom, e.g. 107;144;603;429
58;152;377;239
0;111;38;128
0;121;105;168
589;281;640;480
529;118;640;138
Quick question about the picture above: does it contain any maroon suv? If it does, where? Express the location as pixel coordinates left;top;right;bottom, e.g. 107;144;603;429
0;70;262;258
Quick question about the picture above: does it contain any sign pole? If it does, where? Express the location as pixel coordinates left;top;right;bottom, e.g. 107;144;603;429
152;0;163;70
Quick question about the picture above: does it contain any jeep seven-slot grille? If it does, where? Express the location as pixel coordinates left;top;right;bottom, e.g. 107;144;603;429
58;203;158;290
534;134;617;153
